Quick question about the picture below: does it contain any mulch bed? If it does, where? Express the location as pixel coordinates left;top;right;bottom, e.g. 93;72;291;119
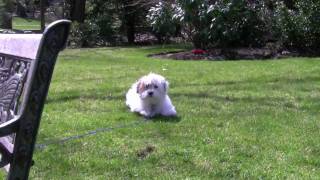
148;47;303;61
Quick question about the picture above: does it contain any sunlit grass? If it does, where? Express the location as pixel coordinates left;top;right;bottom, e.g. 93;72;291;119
12;17;41;30
2;45;319;179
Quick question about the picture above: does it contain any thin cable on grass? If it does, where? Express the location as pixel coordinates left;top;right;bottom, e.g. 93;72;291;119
35;119;149;150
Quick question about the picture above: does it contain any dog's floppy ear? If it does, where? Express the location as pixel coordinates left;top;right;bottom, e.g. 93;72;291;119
162;80;169;92
136;81;145;94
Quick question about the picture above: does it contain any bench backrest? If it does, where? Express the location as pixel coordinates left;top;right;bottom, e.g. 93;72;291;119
0;20;71;180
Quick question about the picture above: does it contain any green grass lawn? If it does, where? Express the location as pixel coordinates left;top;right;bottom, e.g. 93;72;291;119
12;17;41;30
4;45;319;179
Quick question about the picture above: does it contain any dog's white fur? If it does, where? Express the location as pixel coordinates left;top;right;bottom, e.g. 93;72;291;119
126;73;177;118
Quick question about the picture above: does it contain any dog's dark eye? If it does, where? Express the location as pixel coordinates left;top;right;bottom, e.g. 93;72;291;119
154;85;158;89
146;84;150;89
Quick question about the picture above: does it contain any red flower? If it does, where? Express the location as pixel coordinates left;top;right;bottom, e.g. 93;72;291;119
191;49;207;55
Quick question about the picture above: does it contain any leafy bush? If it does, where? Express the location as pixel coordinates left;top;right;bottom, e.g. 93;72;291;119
170;0;268;49
70;0;320;50
274;1;320;49
68;1;117;47
147;2;181;43
206;0;267;48
91;14;116;44
177;0;211;48
69;21;99;47
145;0;320;51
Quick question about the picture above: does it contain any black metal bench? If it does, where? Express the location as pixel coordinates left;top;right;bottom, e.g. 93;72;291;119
0;20;71;180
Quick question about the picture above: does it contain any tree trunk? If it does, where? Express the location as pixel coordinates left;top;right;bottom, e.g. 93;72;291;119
17;2;28;18
125;14;135;44
1;12;12;29
70;0;86;23
40;0;45;31
0;0;13;29
122;0;136;44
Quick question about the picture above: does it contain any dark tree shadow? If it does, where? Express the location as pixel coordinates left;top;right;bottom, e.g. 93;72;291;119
130;110;181;123
174;75;320;89
149;115;181;123
171;75;320;110
46;89;125;104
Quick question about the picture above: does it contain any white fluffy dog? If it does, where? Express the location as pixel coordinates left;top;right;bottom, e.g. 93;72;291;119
126;73;177;118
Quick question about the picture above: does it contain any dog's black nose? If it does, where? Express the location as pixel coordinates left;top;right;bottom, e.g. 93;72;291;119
148;92;153;96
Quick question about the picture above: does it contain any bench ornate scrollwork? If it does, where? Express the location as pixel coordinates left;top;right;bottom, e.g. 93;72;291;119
0;55;30;124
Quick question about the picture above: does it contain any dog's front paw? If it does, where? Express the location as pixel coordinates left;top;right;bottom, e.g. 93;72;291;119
140;110;151;117
140;110;156;119
161;108;177;117
139;110;148;116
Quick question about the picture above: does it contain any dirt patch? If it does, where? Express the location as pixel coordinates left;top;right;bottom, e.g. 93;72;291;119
137;145;156;159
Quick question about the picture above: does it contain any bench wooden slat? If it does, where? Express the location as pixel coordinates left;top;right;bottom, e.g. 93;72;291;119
0;34;42;60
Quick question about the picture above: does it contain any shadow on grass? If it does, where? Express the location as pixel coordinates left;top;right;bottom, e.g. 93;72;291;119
150;115;181;123
172;92;302;109
175;75;320;88
172;75;320;104
46;74;320;111
46;89;124;104
131;111;181;123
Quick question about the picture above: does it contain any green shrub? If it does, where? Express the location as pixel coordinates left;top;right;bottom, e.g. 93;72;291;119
147;2;181;43
69;21;99;47
92;14;116;44
212;0;267;48
275;1;320;49
175;0;267;49
179;0;211;48
68;0;117;47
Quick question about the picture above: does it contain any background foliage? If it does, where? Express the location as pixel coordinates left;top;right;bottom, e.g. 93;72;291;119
147;0;320;50
1;0;320;51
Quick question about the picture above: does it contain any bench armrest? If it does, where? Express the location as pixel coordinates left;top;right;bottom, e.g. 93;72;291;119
0;116;19;137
